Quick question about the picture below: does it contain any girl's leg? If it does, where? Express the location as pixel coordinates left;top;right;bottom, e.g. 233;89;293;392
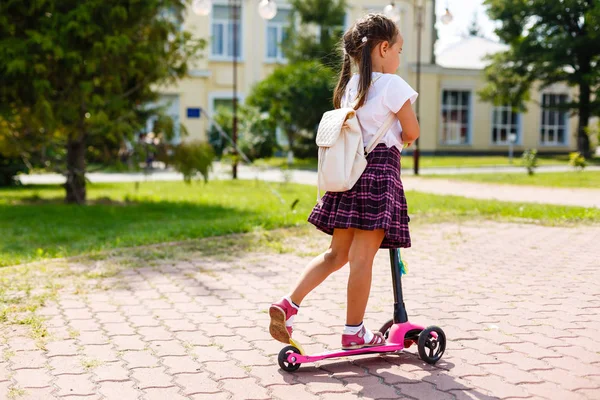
346;228;385;325
269;228;354;343
340;228;385;349
288;228;355;305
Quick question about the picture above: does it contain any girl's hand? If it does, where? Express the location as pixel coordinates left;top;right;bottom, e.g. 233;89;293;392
396;100;420;144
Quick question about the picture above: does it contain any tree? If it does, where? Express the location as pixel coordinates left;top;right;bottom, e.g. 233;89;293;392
482;0;600;156
246;61;336;156
208;105;279;161
467;11;484;37
244;0;344;158
283;0;348;68
0;0;204;203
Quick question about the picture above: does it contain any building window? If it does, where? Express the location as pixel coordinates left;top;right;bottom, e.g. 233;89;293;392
211;5;242;59
214;98;234;112
266;9;290;61
492;106;520;145
540;93;568;146
441;90;471;145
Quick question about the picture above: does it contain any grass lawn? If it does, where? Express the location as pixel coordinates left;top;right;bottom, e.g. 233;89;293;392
253;157;319;170
254;154;600;171
1;180;599;267
428;170;600;189
400;154;600;169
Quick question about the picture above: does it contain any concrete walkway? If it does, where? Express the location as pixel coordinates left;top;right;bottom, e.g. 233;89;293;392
17;164;600;185
1;222;599;399
18;164;600;208
404;177;600;208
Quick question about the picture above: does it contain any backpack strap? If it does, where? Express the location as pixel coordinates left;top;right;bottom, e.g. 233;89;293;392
363;113;397;155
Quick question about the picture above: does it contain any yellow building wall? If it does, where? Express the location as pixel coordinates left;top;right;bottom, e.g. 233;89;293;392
414;68;578;153
160;0;578;155
160;0;435;143
158;0;293;142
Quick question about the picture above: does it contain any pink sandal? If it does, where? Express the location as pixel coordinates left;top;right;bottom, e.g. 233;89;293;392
341;326;386;350
269;297;298;344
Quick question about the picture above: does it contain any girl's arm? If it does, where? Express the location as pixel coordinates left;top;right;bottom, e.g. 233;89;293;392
395;100;420;147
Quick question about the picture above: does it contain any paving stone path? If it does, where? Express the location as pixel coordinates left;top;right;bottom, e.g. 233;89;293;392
1;222;599;399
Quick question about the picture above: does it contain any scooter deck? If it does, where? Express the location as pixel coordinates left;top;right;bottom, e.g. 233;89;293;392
286;321;426;365
289;343;406;364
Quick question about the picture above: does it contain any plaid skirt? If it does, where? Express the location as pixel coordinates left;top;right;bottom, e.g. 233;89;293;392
308;143;411;249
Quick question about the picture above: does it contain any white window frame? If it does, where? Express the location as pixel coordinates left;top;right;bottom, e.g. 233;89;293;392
209;3;244;62
208;92;245;121
265;7;292;63
207;92;245;148
490;105;522;146
144;95;181;144
539;93;570;147
440;88;473;145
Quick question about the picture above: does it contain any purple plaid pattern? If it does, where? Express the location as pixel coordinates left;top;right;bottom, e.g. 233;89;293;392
308;144;411;249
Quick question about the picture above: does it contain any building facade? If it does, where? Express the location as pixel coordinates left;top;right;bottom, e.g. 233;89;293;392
159;0;580;154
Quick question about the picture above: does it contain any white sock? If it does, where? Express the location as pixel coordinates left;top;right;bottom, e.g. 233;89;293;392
283;296;299;328
363;328;374;343
283;295;300;310
344;322;374;342
344;322;363;335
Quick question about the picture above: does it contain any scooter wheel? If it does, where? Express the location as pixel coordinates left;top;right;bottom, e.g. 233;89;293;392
378;319;394;339
418;326;446;364
278;345;301;372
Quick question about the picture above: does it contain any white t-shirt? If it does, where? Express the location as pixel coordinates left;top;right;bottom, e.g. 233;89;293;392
341;72;418;152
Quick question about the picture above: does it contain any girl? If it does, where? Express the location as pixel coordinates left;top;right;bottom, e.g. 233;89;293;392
269;13;420;350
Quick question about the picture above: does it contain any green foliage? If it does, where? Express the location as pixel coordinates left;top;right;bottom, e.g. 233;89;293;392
478;49;532;111
0;155;27;187
0;0;205;202
521;149;539;175
481;0;600;155
208;105;278;161
569;152;587;170
247;61;336;156
283;0;347;67
585;122;600;153
244;0;344;159
171;141;216;184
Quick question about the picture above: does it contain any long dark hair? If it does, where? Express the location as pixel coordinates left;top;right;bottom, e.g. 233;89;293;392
333;14;399;109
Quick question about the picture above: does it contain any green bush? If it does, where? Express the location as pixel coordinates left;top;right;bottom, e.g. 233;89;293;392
521;149;539;175
171;141;216;184
569;152;586;170
0;155;28;187
208;105;278;161
246;61;336;158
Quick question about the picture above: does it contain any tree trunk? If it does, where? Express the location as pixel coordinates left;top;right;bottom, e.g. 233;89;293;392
577;74;591;158
65;136;87;204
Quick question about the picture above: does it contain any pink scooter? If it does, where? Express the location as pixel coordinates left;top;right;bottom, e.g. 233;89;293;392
277;249;446;372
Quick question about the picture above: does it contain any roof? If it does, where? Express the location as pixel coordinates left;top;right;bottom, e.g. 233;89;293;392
435;36;509;70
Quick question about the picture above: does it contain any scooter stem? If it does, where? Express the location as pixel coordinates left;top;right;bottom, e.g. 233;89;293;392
389;249;408;324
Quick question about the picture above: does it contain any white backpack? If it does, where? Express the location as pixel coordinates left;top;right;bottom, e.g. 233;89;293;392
315;107;396;201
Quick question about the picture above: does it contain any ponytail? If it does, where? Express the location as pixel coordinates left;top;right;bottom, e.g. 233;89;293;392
333;53;353;109
354;41;373;109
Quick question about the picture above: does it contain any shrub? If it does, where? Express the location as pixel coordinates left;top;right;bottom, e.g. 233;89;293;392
171;141;216;184
569;152;586;170
0;155;28;187
521;149;538;176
